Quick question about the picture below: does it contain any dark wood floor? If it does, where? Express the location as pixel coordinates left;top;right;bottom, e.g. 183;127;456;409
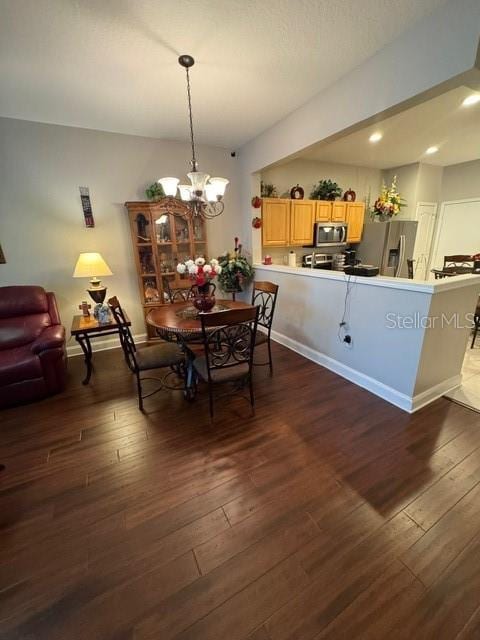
1;343;480;639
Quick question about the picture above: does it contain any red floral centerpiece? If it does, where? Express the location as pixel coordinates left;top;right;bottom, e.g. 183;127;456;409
176;257;222;312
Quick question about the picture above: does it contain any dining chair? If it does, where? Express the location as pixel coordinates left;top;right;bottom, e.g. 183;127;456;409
162;278;194;303
108;296;185;410
251;281;279;374
472;297;480;349
443;255;474;270
193;306;260;419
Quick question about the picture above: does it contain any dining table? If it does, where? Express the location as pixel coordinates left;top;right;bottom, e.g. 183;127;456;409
146;299;254;399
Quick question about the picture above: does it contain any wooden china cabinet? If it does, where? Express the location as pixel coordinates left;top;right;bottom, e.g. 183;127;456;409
125;200;208;339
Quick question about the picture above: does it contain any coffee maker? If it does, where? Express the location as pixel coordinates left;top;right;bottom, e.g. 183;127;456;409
344;249;357;266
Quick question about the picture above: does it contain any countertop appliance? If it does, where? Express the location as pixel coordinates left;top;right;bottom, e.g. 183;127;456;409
355;220;418;278
302;252;332;269
303;222;348;248
344;264;379;277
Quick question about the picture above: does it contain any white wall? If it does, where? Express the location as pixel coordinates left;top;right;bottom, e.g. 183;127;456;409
261;158;381;204
0;117;241;339
254;265;480;410
441;159;480;201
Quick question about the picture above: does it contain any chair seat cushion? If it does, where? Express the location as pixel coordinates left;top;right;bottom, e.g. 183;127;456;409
0;345;42;386
136;342;184;371
255;331;269;345
193;355;250;383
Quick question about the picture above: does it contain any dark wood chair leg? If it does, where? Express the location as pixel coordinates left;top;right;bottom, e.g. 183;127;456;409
136;372;144;411
472;323;479;349
267;338;273;375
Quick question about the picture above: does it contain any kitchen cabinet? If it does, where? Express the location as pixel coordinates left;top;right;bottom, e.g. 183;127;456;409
331;201;347;222
315;201;332;222
262;198;290;246
346;202;365;243
290;200;315;246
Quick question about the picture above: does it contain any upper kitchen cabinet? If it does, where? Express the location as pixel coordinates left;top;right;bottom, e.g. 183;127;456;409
290;200;315;246
262;198;290;246
331;201;347;222
315;201;331;222
346;202;365;243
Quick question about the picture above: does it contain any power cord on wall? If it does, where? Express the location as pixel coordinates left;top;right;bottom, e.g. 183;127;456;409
338;273;356;346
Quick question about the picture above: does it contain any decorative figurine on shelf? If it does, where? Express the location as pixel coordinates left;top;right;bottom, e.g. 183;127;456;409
93;302;112;324
343;188;356;202
136;214;149;242
144;280;160;302
290;184;304;200
217;237;254;301
78;301;91;318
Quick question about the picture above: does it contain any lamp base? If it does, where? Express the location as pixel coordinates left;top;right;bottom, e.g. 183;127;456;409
87;286;107;304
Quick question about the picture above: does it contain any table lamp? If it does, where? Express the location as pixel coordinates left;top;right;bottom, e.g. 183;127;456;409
73;252;113;303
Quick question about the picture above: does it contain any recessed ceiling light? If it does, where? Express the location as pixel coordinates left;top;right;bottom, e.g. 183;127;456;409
369;132;383;143
425;146;439;155
462;94;480;107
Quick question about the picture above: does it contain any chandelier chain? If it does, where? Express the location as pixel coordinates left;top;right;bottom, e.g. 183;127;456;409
185;67;197;172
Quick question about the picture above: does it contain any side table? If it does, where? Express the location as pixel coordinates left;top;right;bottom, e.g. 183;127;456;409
70;313;131;384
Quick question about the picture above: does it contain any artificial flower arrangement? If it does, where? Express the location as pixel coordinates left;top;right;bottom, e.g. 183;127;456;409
217;237;254;293
176;257;222;292
372;176;406;219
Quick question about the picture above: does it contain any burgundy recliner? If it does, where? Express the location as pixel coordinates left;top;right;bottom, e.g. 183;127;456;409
0;286;67;408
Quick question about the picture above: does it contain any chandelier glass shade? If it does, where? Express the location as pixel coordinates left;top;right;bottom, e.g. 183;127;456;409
158;55;229;220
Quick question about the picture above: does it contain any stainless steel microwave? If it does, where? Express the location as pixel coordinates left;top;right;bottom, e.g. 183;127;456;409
313;222;348;247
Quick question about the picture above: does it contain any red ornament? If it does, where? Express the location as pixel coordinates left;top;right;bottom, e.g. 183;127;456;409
252;216;261;229
251;196;262;208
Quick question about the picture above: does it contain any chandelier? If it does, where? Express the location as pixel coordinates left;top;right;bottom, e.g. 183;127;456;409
158;55;229;220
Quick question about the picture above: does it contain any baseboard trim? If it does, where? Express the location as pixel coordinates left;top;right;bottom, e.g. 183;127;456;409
67;333;147;357
411;375;462;412
269;328;458;413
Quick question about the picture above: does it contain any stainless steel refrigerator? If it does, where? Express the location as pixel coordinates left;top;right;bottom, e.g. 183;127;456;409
356;220;418;278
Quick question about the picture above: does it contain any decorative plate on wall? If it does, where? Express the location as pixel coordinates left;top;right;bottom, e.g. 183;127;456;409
344;188;356;202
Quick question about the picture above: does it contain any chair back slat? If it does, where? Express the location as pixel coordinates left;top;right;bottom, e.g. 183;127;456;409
199;306;259;376
443;255;474;268
162;278;194;303
251;281;279;332
108;296;138;370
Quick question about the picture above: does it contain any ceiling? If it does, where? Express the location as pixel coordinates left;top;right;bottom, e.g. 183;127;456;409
0;0;449;148
299;85;480;169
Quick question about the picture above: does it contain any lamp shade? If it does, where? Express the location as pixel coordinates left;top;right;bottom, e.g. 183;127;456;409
73;253;113;278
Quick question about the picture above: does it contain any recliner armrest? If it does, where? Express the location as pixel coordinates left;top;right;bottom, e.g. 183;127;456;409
31;325;66;354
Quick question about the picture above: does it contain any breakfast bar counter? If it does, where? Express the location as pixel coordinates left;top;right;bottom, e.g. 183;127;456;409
253;263;480;412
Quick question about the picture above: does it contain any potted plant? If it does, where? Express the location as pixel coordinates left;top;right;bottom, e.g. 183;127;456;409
371;176;406;221
217;238;254;299
260;181;278;198
310;179;343;201
176;257;222;312
145;182;165;201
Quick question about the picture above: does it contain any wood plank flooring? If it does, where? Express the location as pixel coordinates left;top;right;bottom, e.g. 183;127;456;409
1;343;480;639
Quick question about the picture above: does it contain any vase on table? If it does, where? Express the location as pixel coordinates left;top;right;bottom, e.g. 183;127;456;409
192;282;216;313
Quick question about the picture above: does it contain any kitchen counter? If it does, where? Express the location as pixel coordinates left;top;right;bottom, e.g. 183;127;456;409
254;263;480;412
254;263;480;293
